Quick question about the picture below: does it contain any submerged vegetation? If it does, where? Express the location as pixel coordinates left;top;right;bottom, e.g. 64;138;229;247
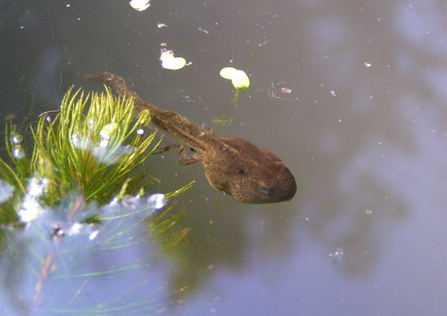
0;86;192;314
2;87;153;212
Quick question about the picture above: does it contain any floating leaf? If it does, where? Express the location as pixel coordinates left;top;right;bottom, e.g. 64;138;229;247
129;0;151;11
231;70;250;90
160;51;187;70
220;67;239;80
220;67;250;90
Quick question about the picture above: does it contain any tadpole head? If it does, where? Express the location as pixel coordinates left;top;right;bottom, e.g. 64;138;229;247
232;162;297;204
202;137;298;204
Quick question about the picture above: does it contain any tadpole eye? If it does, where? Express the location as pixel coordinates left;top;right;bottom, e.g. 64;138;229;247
259;187;273;195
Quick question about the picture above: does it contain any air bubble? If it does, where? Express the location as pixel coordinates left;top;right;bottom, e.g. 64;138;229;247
147;193;166;209
89;230;99;240
11;134;23;144
12;146;25;159
67;222;83;236
88;119;95;130
99;123;118;140
0;180;14;203
71;133;82;148
121;195;141;210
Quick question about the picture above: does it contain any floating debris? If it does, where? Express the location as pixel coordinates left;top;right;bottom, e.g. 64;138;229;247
198;27;210;34
328;248;344;262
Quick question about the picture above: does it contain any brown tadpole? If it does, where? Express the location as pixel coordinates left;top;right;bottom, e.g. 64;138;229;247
86;72;297;204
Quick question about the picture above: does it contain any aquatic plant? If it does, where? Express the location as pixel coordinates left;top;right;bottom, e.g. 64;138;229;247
0;86;192;314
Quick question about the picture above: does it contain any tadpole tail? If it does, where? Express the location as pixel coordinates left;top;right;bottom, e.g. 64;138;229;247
84;72;139;99
85;72;163;116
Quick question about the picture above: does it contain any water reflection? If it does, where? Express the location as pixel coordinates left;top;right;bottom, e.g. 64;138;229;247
0;192;174;315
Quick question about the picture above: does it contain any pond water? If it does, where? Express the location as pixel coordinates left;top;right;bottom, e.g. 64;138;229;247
1;0;447;315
